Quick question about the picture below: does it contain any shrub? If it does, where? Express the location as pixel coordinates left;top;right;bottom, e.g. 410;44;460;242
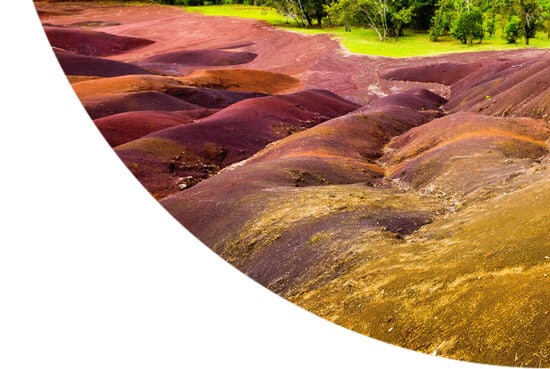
504;16;521;43
452;8;484;44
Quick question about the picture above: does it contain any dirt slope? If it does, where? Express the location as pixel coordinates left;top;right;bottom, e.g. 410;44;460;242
116;89;359;199
35;2;550;366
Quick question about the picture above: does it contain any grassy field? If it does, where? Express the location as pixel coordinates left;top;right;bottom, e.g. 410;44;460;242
184;4;550;57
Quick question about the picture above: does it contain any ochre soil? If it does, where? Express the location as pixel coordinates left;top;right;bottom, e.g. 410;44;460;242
36;1;550;366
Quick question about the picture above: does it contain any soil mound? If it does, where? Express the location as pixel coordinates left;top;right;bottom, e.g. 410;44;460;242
160;88;446;238
383;112;550;196
246;89;446;170
53;48;152;77
74;74;265;119
115;89;360;199
138;49;257;74
94;109;217;147
446;56;550;120
380;62;481;85
71;74;200;99
70;72;287;101
34;2;550;365
44;25;154;57
82;91;203;120
148;90;444;274
179;69;301;94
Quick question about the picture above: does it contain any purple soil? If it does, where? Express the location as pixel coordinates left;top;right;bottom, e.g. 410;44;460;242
137;49;258;74
53;47;153;77
82;91;204;119
446;55;550;120
37;3;549;105
378;55;550;121
160;89;447;247
44;25;154;57
148;89;361;165
382;112;550;195
94;109;217;147
380;61;483;86
82;86;266;120
158;87;266;109
247;88;447;166
115;89;360;199
157;90;446;298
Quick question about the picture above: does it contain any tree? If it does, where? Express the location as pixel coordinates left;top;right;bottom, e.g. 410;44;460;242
387;0;415;39
270;0;329;26
542;0;550;38
326;0;390;40
429;0;454;40
518;0;542;44
389;6;414;38
452;7;485;43
504;14;521;41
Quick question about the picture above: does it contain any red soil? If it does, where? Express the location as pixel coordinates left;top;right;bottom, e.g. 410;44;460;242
70;71;297;102
380;54;550;121
380;61;482;85
34;3;550;364
383;112;550;196
53;47;152;77
115;89;360;199
37;2;547;104
137;49;258;74
94;109;217;147
247;89;446;167
447;55;550;120
82;91;204;119
160;89;446;245
44;24;154;56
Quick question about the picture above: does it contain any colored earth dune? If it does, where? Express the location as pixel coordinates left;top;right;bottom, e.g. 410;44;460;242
35;1;550;367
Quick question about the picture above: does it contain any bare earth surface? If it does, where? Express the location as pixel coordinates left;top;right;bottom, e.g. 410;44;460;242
36;1;550;366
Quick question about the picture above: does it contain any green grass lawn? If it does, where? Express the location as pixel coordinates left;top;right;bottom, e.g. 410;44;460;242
184;4;550;57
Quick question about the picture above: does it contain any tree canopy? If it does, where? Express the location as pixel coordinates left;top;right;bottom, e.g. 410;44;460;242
155;0;549;44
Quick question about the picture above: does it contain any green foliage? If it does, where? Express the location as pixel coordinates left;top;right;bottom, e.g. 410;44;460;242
325;0;390;41
429;0;454;40
484;10;497;35
452;7;485;43
269;0;329;26
542;0;550;37
389;3;415;38
187;4;550;54
518;0;542;44
504;15;521;41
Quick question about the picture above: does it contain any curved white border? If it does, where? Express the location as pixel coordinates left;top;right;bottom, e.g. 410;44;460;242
1;2;501;368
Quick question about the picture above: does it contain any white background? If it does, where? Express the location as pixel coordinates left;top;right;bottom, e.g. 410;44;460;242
1;2;499;368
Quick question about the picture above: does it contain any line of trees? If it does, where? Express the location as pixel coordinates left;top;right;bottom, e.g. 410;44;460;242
156;0;550;44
